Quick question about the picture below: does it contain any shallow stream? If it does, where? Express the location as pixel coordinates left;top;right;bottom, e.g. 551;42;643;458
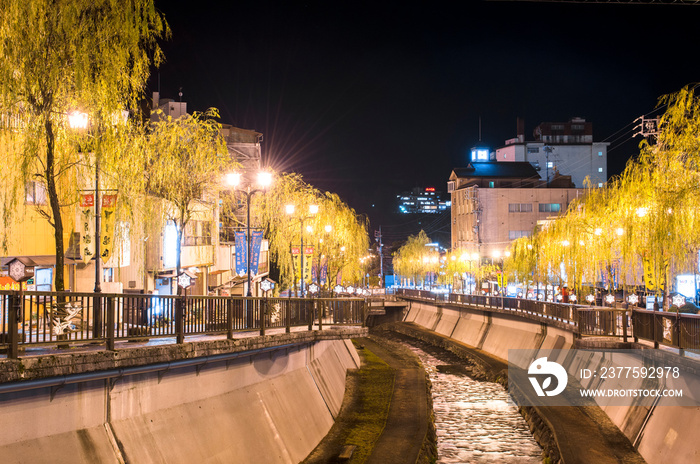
402;341;542;463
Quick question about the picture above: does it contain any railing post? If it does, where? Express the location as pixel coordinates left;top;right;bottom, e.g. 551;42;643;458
318;299;323;331
8;290;20;359
106;295;115;351
285;299;291;334
92;291;103;339
677;313;684;356
227;297;234;340
176;295;184;344
307;298;313;331
622;309;628;343
260;298;266;337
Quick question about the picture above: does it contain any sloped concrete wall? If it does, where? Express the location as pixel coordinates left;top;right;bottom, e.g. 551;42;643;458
0;337;360;464
403;300;700;464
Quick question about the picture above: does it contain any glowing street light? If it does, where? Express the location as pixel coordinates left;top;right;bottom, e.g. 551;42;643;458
286;203;318;296
227;170;274;296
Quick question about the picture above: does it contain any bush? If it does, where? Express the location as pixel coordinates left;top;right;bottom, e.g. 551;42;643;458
677;302;700;314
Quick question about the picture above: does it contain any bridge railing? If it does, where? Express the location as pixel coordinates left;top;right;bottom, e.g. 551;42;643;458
0;290;367;358
396;288;699;355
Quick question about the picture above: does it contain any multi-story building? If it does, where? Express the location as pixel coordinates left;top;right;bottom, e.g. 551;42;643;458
449;148;583;260
495;117;608;188
0;93;269;297
397;187;450;214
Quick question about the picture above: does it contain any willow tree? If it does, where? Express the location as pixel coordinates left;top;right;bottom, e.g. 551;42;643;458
147;109;229;280
259;173;369;293
0;0;168;290
393;230;433;287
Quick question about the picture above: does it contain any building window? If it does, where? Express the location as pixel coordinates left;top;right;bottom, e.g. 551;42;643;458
103;268;114;283
509;230;530;240
184;220;213;246
508;203;533;213
527;147;539;154
598;167;603;173
539;203;561;213
25;181;47;205
489;181;495;188
598;182;603;188
598;151;603;157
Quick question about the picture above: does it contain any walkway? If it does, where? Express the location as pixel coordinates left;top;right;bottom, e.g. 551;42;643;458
303;335;432;464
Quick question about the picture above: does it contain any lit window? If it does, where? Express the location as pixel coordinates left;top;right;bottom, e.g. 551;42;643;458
539;203;561;213
598;167;603;173
25;181;47;205
489;181;494;188
598;183;603;188
547;162;553;168
598;152;603;157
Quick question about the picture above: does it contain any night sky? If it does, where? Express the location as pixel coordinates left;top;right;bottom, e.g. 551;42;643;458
151;0;700;247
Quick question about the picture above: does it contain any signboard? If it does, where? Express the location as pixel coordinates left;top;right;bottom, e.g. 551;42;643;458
234;231;247;276
250;230;264;276
100;193;118;263
80;193;95;264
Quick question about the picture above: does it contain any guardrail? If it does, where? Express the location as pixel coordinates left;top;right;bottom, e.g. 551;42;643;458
396;288;699;355
0;291;367;358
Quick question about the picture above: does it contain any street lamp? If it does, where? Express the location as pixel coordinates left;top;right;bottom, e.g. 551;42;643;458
286;203;318;297
227;170;273;296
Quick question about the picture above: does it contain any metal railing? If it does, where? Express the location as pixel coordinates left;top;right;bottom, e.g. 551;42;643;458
396;288;699;355
0;290;367;358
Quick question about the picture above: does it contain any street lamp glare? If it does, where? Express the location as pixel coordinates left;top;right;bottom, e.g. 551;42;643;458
68;111;88;129
309;204;319;215
324;224;332;233
256;171;273;188
285;204;295;215
226;172;241;187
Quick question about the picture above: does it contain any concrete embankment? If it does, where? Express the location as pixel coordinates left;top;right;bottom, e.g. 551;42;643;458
0;328;366;464
401;300;700;464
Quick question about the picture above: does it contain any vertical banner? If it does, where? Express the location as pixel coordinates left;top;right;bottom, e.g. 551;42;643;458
320;256;328;286
234;231;247;276
100;193;118;263
304;246;314;283
291;246;301;281
79;193;95;264
250;230;264;276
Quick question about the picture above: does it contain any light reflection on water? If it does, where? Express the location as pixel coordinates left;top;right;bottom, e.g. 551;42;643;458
404;344;542;464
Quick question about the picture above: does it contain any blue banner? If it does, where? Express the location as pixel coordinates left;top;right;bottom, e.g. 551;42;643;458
320;257;328;286
234;231;247;276
250;230;264;276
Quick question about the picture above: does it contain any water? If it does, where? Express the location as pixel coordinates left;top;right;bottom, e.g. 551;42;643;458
403;343;542;464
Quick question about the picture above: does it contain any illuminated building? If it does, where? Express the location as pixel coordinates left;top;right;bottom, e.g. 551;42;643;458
397;187;450;214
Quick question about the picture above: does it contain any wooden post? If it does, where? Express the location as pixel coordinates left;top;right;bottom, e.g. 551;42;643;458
260;298;266;337
226;297;234;340
106;295;115;351
8;290;20;359
285;298;291;334
176;295;184;344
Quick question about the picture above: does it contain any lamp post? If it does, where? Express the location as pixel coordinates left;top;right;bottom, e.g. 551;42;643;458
286;204;318;297
227;170;272;297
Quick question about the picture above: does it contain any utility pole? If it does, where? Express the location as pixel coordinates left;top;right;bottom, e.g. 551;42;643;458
543;145;554;186
375;227;384;288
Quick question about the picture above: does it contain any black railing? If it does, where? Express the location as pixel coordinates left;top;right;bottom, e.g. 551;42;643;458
0;291;367;358
397;288;699;355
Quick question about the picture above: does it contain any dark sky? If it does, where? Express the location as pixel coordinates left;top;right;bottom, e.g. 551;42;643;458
151;0;700;247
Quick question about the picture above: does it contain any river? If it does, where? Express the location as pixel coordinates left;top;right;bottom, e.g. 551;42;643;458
402;341;543;463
